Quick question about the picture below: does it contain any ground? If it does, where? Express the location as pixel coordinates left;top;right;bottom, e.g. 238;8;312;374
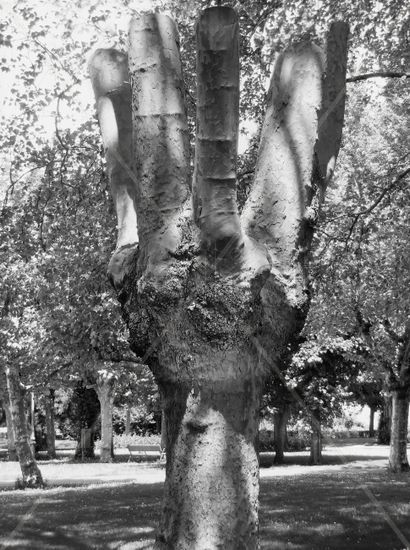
0;439;409;549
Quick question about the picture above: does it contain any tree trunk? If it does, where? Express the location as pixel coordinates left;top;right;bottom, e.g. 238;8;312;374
125;404;131;435
378;397;392;444
90;7;348;547
3;395;17;461
369;406;376;438
310;412;322;465
156;379;261;549
389;389;409;472
5;365;44;488
274;403;290;464
160;409;166;452
44;389;57;459
96;374;115;463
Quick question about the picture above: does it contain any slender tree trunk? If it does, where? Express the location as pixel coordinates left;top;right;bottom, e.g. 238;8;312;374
125;404;131;435
160;409;166;452
5;365;44;488
3;395;17;461
369;406;376;438
156;379;261;549
96;376;115;463
378;397;392;444
310;412;322;465
44;389;56;459
274;403;290;464
389;389;409;472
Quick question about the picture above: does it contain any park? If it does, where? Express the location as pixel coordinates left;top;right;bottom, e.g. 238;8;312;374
1;0;409;548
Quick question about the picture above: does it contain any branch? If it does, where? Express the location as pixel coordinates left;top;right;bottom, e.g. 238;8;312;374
382;319;402;343
345;166;410;242
346;71;410;83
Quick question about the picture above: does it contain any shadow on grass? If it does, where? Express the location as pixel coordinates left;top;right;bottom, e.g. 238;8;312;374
0;482;163;549
259;470;410;549
1;464;409;549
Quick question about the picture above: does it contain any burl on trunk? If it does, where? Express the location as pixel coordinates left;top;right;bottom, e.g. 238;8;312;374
89;7;348;549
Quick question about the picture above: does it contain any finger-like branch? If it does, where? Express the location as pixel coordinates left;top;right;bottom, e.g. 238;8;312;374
193;7;242;257
241;41;325;274
89;49;138;288
315;22;349;187
128;13;190;268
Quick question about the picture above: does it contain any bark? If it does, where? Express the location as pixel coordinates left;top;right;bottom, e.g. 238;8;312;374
369;406;376;438
88;48;138;289
5;365;44;488
3;395;17;461
378;398;392;445
157;378;261;549
310;412;322;465
273;403;290;464
96;373;115;463
389;390;409;472
44;389;56;459
90;8;348;548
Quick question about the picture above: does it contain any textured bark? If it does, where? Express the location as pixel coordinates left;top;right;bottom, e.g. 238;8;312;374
3;395;17;461
193;7;242;255
310;412;322;465
389;390;409;472
274;403;290;464
5;365;44;488
44;389;56;459
90;7;348;548
96;374;115;463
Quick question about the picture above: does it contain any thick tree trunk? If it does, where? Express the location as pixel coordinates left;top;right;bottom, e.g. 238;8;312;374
156;379;261;549
96;375;115;463
389;390;409;472
90;7;348;547
310;412;322;465
274;403;290;464
5;365;44;488
44;389;56;459
3;395;17;460
369;406;376;438
378;398;392;444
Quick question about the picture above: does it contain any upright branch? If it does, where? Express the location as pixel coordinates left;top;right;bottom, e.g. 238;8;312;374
193;7;242;259
128;13;190;273
89;49;138;289
242;23;348;287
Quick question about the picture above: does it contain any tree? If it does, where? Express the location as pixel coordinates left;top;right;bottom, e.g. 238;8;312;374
89;7;348;547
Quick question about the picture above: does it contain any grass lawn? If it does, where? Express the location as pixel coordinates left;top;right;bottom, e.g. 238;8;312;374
0;440;409;549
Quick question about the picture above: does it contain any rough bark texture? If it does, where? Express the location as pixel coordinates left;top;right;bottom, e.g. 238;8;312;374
309;411;322;465
96;373;115;463
5;364;44;488
274;403;290;464
389;389;409;472
90;8;348;548
44;389;56;459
